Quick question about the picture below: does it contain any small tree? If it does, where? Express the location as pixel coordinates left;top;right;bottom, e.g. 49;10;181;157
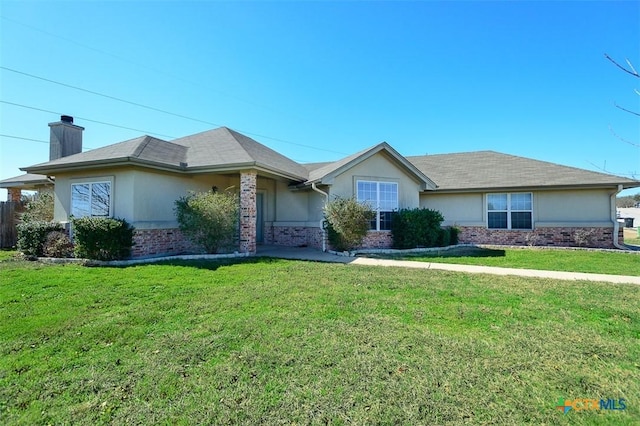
21;191;54;223
174;190;239;253
324;196;375;251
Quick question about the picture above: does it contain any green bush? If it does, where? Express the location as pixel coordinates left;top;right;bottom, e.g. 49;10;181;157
21;191;54;223
391;208;446;249
324;197;375;251
448;226;460;245
71;217;135;261
17;221;63;257
43;231;74;258
437;226;460;247
174;190;239;253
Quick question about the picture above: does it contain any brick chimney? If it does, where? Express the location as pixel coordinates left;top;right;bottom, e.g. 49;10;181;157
49;115;84;160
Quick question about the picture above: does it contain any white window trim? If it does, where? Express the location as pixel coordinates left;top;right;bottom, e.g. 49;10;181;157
356;180;398;231
486;192;533;230
70;179;113;218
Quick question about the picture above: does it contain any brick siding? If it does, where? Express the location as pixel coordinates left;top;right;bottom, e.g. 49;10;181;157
458;226;621;249
132;228;202;258
266;226;324;249
7;188;21;202
130;225;623;258
239;171;257;254
357;231;393;249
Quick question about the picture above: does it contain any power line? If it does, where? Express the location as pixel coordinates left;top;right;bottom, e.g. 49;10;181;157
0;134;95;150
0;15;297;118
1;66;348;155
0;100;177;139
0;134;48;144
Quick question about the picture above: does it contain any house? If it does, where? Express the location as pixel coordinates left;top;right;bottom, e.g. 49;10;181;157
8;116;640;258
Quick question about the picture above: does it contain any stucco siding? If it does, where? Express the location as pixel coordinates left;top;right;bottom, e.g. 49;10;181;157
535;189;612;226
420;188;615;228
275;180;309;221
54;168;257;229
131;170;214;227
420;193;484;226
330;152;422;209
307;190;325;222
53;170;121;223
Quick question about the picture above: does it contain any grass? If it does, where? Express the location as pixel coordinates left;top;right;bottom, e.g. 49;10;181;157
1;254;639;425
365;246;640;276
623;228;640;247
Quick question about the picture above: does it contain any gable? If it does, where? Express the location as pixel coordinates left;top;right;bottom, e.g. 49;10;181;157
328;151;426;209
303;142;436;190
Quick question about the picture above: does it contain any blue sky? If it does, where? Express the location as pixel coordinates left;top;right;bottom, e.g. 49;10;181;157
1;0;639;200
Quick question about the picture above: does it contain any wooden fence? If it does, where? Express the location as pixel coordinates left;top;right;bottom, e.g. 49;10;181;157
0;201;23;248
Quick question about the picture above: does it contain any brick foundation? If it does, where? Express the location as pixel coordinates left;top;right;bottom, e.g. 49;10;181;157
266;226;324;249
131;228;203;258
458;226;621;249
130;225;623;258
357;231;393;249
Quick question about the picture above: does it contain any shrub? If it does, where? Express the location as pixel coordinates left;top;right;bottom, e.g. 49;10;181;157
21;191;54;223
43;231;74;258
437;226;460;247
391;208;445;249
448;226;460;245
324;197;375;251
17;221;63;257
72;217;135;260
174;190;239;253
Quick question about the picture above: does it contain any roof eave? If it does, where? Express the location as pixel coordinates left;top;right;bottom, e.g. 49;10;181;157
425;182;640;194
182;161;307;182
22;157;186;175
0;180;51;189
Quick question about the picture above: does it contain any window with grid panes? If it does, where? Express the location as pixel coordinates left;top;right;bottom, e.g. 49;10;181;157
357;180;398;230
487;193;532;229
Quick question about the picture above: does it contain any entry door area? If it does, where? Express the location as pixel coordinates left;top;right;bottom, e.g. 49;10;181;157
256;192;264;244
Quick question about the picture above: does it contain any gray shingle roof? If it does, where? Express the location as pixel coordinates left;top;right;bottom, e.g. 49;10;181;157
20;126;639;191
406;151;639;191
171;127;309;179
24;135;187;172
0;173;51;188
23;128;308;180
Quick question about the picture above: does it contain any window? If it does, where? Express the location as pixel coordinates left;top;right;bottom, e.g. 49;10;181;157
487;193;532;230
71;181;111;217
357;180;398;231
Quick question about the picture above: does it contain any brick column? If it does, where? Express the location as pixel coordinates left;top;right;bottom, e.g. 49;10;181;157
239;171;257;254
7;188;21;202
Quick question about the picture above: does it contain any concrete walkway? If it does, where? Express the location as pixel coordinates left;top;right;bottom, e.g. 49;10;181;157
256;245;640;285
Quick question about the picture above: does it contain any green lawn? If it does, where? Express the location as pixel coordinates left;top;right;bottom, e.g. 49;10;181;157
1;255;639;425
625;235;640;247
366;246;640;276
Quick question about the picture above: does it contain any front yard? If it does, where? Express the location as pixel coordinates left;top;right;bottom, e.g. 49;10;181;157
1;254;638;424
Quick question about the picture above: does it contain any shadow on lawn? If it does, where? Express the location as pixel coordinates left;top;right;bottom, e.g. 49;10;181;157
104;256;287;271
402;247;506;259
